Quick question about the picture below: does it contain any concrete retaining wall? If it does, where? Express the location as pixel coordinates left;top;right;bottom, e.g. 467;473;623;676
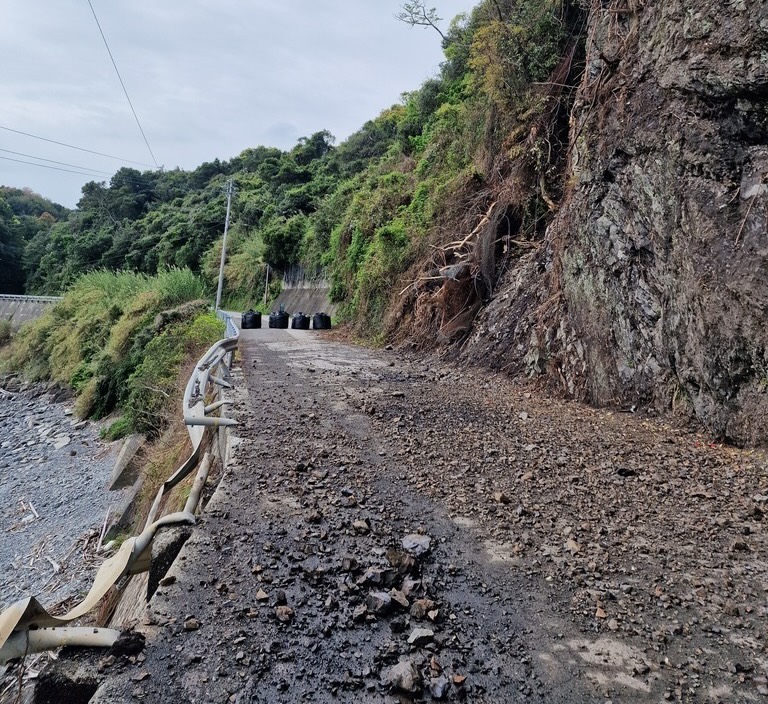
268;286;337;319
0;294;60;329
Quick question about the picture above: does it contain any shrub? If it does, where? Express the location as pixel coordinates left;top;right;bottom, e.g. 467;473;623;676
0;320;12;347
123;313;223;436
101;417;132;441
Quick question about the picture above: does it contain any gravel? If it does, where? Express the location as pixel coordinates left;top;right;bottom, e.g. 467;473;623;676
0;385;124;610
24;330;768;702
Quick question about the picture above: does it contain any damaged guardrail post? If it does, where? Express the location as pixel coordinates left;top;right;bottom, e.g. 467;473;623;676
0;311;242;663
1;628;121;663
184;416;238;427
204;399;233;414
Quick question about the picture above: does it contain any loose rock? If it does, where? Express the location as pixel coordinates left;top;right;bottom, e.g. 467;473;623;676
402;534;431;557
386;660;422;694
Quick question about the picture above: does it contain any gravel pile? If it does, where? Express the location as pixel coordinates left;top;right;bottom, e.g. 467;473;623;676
0;384;124;611
371;355;768;701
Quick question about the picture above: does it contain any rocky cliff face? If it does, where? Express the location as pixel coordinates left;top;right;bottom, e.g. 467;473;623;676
463;0;768;444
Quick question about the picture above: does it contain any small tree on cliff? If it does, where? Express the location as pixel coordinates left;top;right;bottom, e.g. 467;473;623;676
396;1;446;41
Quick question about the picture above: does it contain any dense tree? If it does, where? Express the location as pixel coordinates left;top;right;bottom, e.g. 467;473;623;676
0;198;24;293
0;187;68;293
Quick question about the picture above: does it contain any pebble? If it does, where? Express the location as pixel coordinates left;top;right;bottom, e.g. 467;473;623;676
430;675;450;699
275;605;294;623
407;628;434;646
183;618;200;631
52;436;71;450
366;591;393;614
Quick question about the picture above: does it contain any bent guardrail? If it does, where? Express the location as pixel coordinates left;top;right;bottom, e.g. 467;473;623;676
0;312;240;663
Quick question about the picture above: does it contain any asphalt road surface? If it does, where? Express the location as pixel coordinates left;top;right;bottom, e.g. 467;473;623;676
89;326;768;703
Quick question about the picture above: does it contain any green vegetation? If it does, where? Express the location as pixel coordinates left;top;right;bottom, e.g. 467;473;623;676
1;269;223;437
0;320;12;347
0;187;69;294
100;416;132;441
7;0;585;345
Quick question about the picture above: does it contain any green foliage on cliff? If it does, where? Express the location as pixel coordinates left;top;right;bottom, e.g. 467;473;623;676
11;0;584;339
1;269;222;436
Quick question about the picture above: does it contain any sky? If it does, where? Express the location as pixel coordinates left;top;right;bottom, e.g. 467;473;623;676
0;0;476;208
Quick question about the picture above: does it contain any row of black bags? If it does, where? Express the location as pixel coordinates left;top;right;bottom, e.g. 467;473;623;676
241;309;331;330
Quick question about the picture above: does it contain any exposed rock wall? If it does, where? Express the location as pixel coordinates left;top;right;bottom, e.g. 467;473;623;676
463;0;768;444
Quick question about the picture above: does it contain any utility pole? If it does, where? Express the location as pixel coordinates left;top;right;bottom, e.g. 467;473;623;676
215;179;235;312
263;263;270;306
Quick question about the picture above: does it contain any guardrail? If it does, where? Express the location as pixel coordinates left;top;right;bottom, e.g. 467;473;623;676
223;311;239;339
0;294;62;303
0;312;240;663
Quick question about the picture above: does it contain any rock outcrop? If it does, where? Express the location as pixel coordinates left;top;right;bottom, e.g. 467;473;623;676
464;0;768;444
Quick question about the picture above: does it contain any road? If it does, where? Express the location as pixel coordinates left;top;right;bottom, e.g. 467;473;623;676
90;327;768;703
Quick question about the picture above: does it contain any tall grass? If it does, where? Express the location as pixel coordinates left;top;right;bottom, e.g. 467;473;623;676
153;268;206;307
1;268;223;436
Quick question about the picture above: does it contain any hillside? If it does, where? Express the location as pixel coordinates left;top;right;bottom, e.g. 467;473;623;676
459;0;768;445
5;0;767;444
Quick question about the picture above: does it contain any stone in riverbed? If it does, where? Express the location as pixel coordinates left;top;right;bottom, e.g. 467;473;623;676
53;436;71;450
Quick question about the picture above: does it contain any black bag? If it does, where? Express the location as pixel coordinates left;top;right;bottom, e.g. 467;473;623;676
241;310;261;329
312;312;331;330
269;311;289;329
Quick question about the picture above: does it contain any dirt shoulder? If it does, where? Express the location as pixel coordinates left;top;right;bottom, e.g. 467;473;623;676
90;329;767;703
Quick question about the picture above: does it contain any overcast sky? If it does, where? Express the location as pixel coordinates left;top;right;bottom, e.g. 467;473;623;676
0;0;476;209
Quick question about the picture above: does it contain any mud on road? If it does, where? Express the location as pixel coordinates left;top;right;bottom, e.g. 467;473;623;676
91;329;767;703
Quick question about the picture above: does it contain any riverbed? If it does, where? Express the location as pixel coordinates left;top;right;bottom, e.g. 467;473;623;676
0;385;124;611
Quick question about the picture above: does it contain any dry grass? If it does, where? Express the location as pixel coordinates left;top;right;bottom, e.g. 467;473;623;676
132;420;192;530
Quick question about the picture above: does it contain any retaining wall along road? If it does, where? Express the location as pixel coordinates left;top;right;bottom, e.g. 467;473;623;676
268;286;337;319
0;295;61;329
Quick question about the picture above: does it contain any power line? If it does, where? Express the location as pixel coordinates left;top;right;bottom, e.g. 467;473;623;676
87;0;159;168
0;148;113;176
0;154;107;178
0;125;154;167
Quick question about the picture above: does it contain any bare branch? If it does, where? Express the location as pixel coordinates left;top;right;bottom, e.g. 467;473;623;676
395;1;446;40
